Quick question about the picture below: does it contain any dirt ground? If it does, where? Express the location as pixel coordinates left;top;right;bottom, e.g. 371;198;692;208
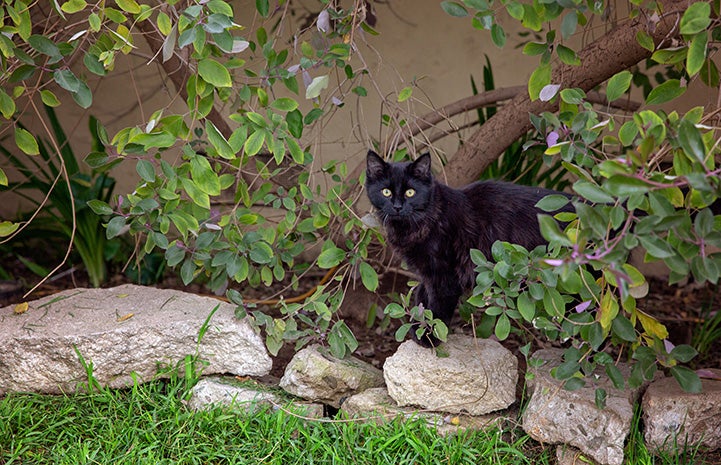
2;255;720;378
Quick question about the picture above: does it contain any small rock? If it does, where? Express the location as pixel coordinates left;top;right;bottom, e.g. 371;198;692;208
341;386;511;435
382;335;517;415
187;377;282;412
187;377;325;418
0;285;272;395
522;349;646;465
642;369;721;453
279;345;385;408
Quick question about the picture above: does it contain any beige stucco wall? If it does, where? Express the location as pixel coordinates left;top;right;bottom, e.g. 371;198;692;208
2;0;719;218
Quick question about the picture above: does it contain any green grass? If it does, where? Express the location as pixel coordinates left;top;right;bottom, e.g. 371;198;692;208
0;376;714;465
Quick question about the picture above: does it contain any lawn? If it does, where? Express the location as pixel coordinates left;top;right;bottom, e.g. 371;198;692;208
0;372;710;465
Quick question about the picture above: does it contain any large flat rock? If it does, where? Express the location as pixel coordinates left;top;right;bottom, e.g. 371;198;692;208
643;369;721;453
383;335;518;415
279;344;385;408
521;349;646;465
0;285;271;395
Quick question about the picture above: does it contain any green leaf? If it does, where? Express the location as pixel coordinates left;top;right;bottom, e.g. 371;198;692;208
677;118;706;164
14;127;39;155
61;0;87;14
535;194;570;212
680;2;711;35
517;292;535;322
286;138;305;164
573;180;615;203
669;366;702;393
606;71;632;102
198;58;232;87
106;216;127;239
636;30;655;52
205;120;234;159
86;199;113;216
687;32;708;76
286;109;303;138
0;89;15;118
0;168;7;186
317;241;345;269
249;241;274;264
28;35;61;58
270;97;298;112
543;287;566;318
135;159;155;182
638;235;675;259
538;214;571;246
243;130;265;156
359;261;379;292
604;175;650;197
0;221;20;237
605;363;625;389
557;45;580;66
54;69;81;92
441;1;468;17
115;0;141;14
528;64;551;101
670;344;698;363
180;177;210;209
560;12;577;39
495;313;511;340
256;0;270;17
646;79;686;105
397;86;413;103
611;315;636;342
305;75;329;100
40;89;61;107
190;155;221;196
180;258;196;285
505;1;524;20
490;24;506;48
560;88;585;104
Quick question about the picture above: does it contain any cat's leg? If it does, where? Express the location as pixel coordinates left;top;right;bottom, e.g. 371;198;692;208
411;280;461;348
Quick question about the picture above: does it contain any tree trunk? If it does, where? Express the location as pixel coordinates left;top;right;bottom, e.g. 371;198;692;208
444;0;686;187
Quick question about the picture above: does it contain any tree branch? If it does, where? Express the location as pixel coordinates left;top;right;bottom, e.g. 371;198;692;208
444;0;685;187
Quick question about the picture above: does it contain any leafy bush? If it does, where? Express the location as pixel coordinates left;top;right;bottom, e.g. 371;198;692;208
1;0;719;396
0;106;118;287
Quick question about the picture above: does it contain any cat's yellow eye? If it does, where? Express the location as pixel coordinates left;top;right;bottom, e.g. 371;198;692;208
382;188;392;197
405;188;416;198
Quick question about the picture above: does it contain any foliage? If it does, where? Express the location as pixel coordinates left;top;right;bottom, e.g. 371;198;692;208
2;0;721;396
474;57;570;192
436;0;721;393
0;105;118;287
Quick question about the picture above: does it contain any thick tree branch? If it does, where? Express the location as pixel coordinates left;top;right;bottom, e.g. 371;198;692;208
400;87;640;143
444;0;686;187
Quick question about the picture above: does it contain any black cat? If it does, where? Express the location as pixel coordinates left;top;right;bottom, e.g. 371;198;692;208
365;150;573;346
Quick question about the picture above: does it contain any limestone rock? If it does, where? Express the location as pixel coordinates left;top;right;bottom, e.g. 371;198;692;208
522;349;645;465
279;345;385;408
187;377;282;412
341;386;512;435
187;377;325;417
643;369;721;453
0;285;272;395
382;335;517;415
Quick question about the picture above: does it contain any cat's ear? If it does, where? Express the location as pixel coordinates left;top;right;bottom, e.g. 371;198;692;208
366;150;387;180
410;153;432;179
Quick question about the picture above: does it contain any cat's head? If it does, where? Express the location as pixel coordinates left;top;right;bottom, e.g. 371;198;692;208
365;150;434;221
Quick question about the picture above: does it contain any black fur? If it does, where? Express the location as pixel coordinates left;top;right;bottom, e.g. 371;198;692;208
365;150;573;346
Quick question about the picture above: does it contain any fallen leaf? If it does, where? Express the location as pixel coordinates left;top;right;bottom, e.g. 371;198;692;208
116;312;134;322
13;302;28;314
